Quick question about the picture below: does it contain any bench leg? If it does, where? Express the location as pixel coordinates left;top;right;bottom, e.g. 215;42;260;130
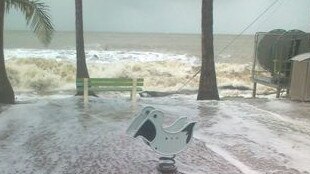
276;87;281;98
131;78;137;101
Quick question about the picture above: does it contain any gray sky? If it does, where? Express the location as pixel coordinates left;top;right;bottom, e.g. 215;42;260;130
4;0;310;34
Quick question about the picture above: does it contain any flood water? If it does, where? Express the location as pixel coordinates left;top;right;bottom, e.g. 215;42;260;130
0;95;309;174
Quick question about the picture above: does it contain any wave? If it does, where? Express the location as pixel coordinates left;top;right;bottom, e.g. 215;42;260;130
4;48;199;65
5;49;274;97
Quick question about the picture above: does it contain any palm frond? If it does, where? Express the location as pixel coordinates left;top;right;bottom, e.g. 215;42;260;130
5;0;54;46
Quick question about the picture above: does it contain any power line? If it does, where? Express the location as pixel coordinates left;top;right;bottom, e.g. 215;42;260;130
218;0;280;54
176;0;281;92
256;0;286;31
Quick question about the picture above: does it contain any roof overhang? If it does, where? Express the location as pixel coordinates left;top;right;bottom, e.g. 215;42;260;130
290;53;310;62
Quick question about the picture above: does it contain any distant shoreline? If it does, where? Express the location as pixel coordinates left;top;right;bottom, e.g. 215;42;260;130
4;30;255;36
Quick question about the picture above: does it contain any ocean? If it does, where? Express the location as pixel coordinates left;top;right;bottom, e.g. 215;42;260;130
3;31;267;97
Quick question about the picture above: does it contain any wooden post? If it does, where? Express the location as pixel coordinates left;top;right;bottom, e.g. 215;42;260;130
131;78;137;101
252;82;257;98
84;78;89;104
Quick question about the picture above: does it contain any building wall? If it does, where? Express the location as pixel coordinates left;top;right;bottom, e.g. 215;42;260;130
290;61;310;101
306;62;310;101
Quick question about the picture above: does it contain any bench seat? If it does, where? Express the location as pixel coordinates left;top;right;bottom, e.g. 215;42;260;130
76;78;144;99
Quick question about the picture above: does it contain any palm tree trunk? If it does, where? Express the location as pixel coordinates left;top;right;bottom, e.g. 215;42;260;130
75;0;89;79
75;0;91;96
197;0;219;100
0;0;15;104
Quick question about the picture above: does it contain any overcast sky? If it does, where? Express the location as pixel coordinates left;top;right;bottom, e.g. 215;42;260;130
4;0;310;34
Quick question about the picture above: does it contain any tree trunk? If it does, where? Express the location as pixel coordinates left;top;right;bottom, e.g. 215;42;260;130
75;0;90;95
75;0;89;78
197;0;219;100
0;1;15;104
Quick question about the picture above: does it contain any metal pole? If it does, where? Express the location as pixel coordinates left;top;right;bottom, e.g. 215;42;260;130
252;33;259;98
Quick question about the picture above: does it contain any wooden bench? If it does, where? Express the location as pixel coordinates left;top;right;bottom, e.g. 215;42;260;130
76;78;144;101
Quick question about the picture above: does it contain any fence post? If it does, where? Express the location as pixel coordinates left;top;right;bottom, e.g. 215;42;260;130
84;78;89;104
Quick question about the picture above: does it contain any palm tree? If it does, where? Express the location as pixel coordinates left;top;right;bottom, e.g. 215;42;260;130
197;0;219;100
0;0;54;104
75;0;90;95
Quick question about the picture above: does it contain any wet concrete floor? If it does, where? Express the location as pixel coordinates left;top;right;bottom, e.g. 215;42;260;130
0;96;309;174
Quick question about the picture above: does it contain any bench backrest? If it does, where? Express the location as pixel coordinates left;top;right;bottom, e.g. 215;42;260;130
76;78;144;92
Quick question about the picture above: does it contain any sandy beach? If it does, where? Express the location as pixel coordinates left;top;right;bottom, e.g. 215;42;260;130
0;94;309;174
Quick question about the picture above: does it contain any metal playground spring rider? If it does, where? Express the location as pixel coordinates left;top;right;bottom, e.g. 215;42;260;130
127;106;196;173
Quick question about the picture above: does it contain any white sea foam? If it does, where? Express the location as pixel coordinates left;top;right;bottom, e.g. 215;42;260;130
4;48;199;65
4;48;275;97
